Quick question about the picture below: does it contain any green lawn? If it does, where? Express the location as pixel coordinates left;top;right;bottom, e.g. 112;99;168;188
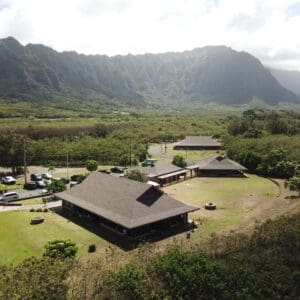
17;197;44;205
149;143;222;163
0;211;110;265
0;181;24;192
163;174;278;238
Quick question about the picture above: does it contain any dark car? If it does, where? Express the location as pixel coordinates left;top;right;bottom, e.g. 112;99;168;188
23;182;37;190
30;174;42;181
70;174;80;181
61;177;70;184
110;167;125;174
99;169;111;174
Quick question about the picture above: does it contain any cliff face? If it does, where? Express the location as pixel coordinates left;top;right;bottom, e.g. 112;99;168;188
0;37;297;106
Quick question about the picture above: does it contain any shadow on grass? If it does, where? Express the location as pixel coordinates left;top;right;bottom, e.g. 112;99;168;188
50;206;193;251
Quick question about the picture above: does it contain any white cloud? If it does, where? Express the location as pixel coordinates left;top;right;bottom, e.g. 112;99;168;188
0;0;299;70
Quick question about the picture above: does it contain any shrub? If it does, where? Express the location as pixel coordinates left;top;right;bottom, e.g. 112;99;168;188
125;170;148;182
44;240;78;259
29;208;35;212
48;180;66;193
88;244;96;253
36;208;42;212
43;208;49;212
86;159;98;172
114;264;141;299
172;155;187;168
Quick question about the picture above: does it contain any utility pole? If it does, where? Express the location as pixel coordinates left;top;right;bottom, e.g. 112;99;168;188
129;140;132;167
66;151;69;179
23;138;27;184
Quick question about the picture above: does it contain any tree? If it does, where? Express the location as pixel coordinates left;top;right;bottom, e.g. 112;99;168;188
265;112;288;134
43;240;78;259
239;151;262;172
172;155;187;168
48;180;66;193
285;176;300;197
119;154;138;167
0;132;28;174
126;170;148;182
94;123;109;138
86;160;98;172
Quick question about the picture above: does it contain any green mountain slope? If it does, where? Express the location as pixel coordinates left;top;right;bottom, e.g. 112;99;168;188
0;37;297;107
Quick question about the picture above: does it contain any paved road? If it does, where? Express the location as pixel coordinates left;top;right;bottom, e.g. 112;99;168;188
148;144;174;159
15;188;50;200
0;200;62;212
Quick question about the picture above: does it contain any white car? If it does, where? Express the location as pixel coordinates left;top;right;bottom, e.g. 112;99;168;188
39;189;48;195
0;192;19;202
42;173;53;180
2;176;16;185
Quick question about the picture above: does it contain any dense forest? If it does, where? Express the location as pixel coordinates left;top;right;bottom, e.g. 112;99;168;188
0;109;299;179
0;213;299;299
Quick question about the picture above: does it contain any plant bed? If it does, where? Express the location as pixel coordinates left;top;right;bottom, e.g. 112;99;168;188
30;216;44;225
205;202;217;210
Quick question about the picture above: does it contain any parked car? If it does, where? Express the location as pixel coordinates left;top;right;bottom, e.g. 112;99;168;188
2;176;16;185
23;182;37;190
39;189;48;195
41;173;53;179
0;191;19;202
99;169;111;174
30;174;42;181
70;181;78;188
70;174;80;181
44;179;52;185
61;177;70;184
36;180;47;188
110;167;126;174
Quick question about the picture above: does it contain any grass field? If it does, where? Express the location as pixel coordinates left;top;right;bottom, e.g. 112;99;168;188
149;143;222;163
163;174;278;238
0;211;110;265
0;172;294;265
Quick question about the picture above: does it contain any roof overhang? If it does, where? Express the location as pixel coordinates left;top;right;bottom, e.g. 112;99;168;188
158;170;187;179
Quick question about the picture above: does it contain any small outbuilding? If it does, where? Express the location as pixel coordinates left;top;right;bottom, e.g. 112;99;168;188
174;136;221;150
195;155;247;176
56;172;198;239
130;163;187;186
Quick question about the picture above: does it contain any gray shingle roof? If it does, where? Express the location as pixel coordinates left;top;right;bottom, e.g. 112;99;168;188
56;172;198;229
175;136;221;147
196;155;247;170
130;163;183;178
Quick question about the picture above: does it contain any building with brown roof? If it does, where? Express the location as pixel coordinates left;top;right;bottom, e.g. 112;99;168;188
174;136;221;150
195;155;247;176
56;172;198;239
130;163;188;186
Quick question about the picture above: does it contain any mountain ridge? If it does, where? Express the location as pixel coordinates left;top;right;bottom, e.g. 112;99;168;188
270;68;300;95
0;36;298;108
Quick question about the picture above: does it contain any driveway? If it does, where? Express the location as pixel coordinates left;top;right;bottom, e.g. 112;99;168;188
12;189;50;200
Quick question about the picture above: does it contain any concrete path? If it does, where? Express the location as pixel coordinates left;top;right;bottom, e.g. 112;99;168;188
0;200;62;212
15;188;50;200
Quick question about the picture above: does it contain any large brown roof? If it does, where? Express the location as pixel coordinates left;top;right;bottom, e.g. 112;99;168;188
56;172;198;229
130;163;183;178
196;155;247;170
175;136;221;147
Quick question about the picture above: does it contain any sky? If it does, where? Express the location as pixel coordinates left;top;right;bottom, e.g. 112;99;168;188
0;0;300;71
